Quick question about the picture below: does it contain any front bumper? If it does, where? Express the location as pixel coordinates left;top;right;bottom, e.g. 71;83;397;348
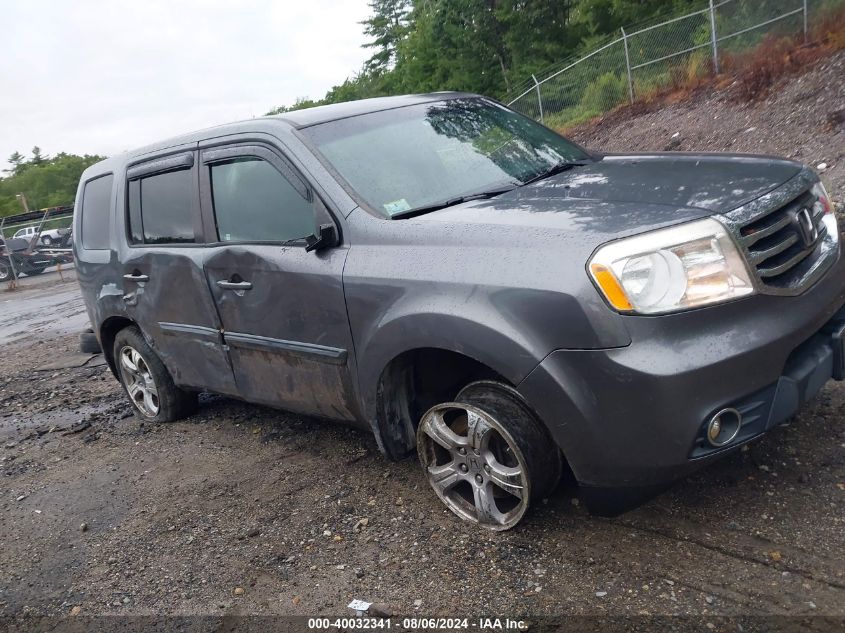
519;251;845;513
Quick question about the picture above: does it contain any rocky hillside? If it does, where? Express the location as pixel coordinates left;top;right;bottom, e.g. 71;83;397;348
567;50;845;208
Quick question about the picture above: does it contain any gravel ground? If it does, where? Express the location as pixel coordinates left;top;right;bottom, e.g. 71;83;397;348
2;53;845;630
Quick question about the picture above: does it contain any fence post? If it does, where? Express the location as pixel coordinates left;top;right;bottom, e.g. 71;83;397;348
621;27;634;104
532;74;544;123
803;0;808;41
709;0;720;74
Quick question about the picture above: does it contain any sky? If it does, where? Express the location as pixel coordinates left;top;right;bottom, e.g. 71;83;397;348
0;0;372;171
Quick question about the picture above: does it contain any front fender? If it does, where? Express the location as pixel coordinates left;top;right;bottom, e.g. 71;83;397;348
353;299;558;426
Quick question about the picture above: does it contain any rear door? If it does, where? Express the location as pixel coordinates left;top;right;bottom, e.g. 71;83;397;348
120;148;237;395
198;141;358;420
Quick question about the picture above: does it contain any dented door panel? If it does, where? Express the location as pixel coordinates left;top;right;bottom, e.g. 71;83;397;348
121;248;238;394
203;244;359;420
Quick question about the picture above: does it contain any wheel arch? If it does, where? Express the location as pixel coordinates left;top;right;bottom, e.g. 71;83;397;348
372;346;509;459
99;315;137;378
358;307;553;459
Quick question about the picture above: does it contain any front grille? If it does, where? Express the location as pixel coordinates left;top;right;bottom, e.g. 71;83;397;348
737;190;827;290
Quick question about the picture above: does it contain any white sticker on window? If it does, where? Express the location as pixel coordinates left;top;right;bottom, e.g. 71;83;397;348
383;198;411;214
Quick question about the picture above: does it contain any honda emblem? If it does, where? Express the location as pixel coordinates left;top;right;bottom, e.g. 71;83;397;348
795;207;818;248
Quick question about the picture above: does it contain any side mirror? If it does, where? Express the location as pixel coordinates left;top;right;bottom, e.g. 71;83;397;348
305;223;337;253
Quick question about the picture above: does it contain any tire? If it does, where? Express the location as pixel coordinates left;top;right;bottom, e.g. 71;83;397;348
416;380;561;530
79;329;102;354
0;260;10;282
113;326;197;422
41;236;53;246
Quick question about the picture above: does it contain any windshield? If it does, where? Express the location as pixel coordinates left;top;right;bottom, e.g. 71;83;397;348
302;98;589;218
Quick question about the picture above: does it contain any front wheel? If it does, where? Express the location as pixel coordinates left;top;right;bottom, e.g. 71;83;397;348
0;260;11;282
113;326;197;422
416;381;561;530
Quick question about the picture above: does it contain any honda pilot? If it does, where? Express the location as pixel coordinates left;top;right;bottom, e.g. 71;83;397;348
73;93;844;530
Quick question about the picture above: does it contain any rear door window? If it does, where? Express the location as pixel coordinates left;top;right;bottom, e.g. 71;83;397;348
208;157;315;243
80;174;114;250
127;166;197;244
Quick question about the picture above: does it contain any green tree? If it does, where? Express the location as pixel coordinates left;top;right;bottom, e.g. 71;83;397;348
393;0;512;96
496;0;583;86
361;0;411;73
571;0;701;38
30;146;47;166
4;152;25;176
0;152;104;217
265;0;703;114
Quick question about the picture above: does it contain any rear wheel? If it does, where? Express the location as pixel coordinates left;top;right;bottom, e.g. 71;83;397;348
0;261;10;282
113;326;197;422
416;381;561;530
41;236;53;246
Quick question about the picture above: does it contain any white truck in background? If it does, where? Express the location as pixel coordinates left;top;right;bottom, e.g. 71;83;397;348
13;224;65;245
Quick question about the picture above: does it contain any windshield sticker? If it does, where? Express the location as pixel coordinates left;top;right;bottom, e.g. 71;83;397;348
383;198;411;214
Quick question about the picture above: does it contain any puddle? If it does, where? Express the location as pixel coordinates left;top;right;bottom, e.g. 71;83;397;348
0;282;88;346
0;399;127;443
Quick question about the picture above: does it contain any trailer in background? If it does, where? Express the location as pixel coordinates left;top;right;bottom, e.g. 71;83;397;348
0;206;74;289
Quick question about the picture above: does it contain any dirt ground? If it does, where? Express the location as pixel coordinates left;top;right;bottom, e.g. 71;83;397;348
2;54;845;630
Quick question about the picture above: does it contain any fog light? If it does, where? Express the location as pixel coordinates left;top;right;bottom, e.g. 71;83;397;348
708;419;721;442
706;408;742;447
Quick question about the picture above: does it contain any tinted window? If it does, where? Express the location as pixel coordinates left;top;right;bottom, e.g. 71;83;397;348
128;168;195;244
81;174;113;249
303;97;588;218
209;157;315;242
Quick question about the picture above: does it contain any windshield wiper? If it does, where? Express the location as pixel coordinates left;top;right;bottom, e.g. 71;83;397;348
390;185;517;220
520;160;590;186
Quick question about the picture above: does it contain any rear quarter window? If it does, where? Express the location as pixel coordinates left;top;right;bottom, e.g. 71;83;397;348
80;174;114;250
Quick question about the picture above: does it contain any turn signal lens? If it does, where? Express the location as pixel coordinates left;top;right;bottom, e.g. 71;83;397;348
590;263;633;311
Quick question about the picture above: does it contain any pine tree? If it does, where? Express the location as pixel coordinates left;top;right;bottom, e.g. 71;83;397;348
361;0;411;73
30;146;47;166
5;152;25;175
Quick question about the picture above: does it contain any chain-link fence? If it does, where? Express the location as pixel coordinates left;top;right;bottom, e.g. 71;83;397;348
507;0;845;127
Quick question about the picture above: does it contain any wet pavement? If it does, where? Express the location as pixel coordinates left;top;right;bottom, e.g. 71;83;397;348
0;272;87;346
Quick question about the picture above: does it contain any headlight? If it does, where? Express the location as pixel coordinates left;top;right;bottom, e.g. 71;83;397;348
812;181;838;244
589;218;755;314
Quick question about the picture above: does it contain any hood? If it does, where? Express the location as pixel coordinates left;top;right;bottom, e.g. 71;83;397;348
419;153;804;239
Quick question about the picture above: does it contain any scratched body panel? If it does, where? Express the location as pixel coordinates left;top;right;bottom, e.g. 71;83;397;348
203;244;360;421
121;248;237;394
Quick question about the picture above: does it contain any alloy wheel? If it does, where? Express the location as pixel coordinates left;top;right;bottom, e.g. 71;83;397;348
118;345;160;417
417;402;529;530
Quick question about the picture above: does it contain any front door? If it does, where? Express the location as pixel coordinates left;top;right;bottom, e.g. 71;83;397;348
198;142;358;421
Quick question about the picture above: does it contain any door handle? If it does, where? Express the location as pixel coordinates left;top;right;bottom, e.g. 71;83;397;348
217;280;253;291
123;273;149;283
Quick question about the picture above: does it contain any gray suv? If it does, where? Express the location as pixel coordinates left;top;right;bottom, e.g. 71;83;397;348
74;93;844;530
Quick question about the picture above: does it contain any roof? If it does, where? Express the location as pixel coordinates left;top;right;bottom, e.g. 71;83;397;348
271;92;478;128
